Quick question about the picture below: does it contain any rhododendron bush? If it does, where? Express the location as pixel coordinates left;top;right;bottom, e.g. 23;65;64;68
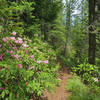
0;32;59;99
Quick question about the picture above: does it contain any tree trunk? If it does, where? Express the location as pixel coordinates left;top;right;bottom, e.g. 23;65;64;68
64;0;71;57
44;23;48;41
88;0;96;64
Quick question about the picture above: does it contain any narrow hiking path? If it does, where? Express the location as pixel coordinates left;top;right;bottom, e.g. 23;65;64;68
42;66;71;100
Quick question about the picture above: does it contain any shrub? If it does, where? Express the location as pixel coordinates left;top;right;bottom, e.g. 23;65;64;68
0;31;59;100
72;63;100;85
66;76;100;100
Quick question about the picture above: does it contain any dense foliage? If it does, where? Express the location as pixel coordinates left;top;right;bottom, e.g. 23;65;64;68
67;76;100;100
0;0;100;99
0;31;60;99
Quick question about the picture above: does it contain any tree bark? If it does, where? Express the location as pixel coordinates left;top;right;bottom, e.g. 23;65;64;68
64;0;71;57
88;0;96;64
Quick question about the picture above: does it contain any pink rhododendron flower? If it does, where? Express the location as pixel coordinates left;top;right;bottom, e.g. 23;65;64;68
12;32;16;36
6;37;9;40
0;44;2;48
0;54;4;60
33;59;36;61
10;37;16;41
37;70;40;73
37;60;42;63
9;44;12;47
22;43;29;48
9;50;14;54
30;55;34;59
5;80;8;84
12;55;19;59
0;87;4;90
44;60;48;64
18;64;22;69
58;78;61;81
7;66;9;70
15;40;23;44
6;50;9;53
2;38;7;42
20;46;23;49
48;50;51;52
25;81;28;86
25;50;29;54
18;40;23;44
18;37;22;41
28;66;33;70
13;46;17;50
15;40;19;43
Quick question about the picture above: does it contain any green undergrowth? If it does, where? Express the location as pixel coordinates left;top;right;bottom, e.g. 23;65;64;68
66;76;100;100
0;31;60;100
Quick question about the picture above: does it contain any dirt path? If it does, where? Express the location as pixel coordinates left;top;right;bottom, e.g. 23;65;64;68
42;66;71;100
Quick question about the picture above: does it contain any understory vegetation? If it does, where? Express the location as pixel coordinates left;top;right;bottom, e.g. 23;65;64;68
0;31;60;99
67;76;100;100
0;0;100;100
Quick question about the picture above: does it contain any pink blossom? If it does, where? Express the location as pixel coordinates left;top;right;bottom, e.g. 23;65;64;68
15;40;19;44
30;55;34;59
48;50;51;52
7;66;10;70
17;64;22;69
43;60;48;64
17;37;23;44
28;66;33;70
5;80;8;84
15;40;23;44
22;43;29;48
0;44;2;48
6;37;9;40
10;37;16;41
37;60;42;63
13;46;17;50
33;59;36;61
18;37;22;41
12;55;19;59
20;46;24;49
6;50;9;53
37;70;40;73
9;44;12;47
12;32;16;36
58;78;61;81
9;50;14;54
25;50;28;54
0;56;3;60
0;87;4;90
2;38;7;42
25;81;28;86
0;54;4;60
18;40;23;44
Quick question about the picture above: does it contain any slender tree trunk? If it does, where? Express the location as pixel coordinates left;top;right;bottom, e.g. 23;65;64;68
64;0;71;57
44;23;48;41
88;0;96;64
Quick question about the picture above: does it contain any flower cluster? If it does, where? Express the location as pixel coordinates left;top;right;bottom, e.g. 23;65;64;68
0;31;58;100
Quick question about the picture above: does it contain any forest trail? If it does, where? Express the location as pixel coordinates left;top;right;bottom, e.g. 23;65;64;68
42;66;71;100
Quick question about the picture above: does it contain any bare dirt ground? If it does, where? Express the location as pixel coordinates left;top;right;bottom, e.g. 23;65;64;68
41;66;71;100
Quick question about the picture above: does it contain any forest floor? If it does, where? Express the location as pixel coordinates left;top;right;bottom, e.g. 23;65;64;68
41;66;71;100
